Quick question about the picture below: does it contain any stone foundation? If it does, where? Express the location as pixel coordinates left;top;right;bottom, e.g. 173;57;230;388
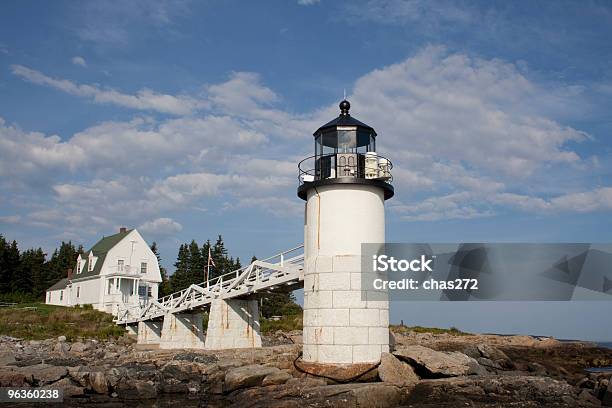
137;320;162;345
159;312;206;349
205;298;262;349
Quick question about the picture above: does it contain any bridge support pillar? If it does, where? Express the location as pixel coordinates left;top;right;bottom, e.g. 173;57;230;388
205;298;262;349
137;320;162;344
125;324;138;337
159;312;206;349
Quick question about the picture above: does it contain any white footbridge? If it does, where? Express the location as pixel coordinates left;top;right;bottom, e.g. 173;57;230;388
114;245;304;349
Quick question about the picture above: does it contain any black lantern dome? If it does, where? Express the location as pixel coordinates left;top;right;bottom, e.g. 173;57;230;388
297;100;393;200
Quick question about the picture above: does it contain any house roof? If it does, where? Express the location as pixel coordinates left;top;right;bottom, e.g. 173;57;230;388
76;229;133;279
47;278;69;291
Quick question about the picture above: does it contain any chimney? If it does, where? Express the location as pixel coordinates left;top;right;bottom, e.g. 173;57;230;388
120;227;127;233
67;268;73;280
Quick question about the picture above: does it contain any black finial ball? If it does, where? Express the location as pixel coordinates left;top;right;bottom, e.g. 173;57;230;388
339;99;350;115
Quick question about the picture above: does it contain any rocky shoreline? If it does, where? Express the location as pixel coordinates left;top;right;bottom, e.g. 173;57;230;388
0;331;611;407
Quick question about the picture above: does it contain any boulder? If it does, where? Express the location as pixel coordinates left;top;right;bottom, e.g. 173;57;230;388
351;383;406;408
116;379;158;399
18;364;67;384
0;370;28;387
89;371;108;394
604;381;612;406
476;344;509;362
224;364;281;392
262;370;293;386
70;342;88;353
57;336;67;342
298;383;406;408
378;352;419;387
54;342;69;355
0;351;16;366
44;378;84;397
393;345;484;377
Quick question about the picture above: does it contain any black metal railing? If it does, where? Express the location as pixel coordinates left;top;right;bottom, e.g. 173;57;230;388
298;153;393;185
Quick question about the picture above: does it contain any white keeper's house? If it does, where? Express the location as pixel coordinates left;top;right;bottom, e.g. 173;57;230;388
46;228;162;315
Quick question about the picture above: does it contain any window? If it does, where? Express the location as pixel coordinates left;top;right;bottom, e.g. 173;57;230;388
147;287;152;298
108;279;113;295
76;260;81;274
76;287;80;298
48;292;51;302
140;262;147;274
88;255;93;272
117;259;124;272
60;291;63;301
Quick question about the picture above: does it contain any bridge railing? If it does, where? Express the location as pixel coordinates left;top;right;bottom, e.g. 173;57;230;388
115;244;304;322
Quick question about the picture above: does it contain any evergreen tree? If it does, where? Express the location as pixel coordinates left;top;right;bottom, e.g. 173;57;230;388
0;237;20;294
44;241;78;291
211;235;228;279
187;240;204;283
15;248;45;296
150;242;171;298
170;244;191;292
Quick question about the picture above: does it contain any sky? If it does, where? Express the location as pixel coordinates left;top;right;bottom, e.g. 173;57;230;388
1;0;612;340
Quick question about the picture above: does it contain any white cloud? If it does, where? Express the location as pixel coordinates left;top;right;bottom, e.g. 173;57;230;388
71;56;87;67
0;215;21;224
11;65;205;115
139;217;183;235
297;0;320;5
2;45;611;239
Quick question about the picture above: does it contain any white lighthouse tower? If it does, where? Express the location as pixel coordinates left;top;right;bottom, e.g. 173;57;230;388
298;100;394;365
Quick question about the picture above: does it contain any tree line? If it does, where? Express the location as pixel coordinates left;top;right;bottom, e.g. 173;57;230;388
0;235;82;302
0;233;300;317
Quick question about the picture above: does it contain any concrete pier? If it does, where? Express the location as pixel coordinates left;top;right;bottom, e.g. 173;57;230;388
137;320;162;345
125;324;138;337
159;312;206;349
205;298;262;349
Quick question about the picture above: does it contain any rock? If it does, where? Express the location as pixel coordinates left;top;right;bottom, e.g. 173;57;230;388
18;364;67;384
89;371;108;394
578;389;602;406
0;351;16;366
53;342;69;355
116;379;158;399
57;336;67;342
350;383;406;408
300;383;406;408
393;345;484;377
262;370;293;386
604;381;612;406
0;370;28;387
69;342;88;353
161;361;201;382
476;343;510;362
44;377;84;397
378;352;419;387
67;366;89;387
105;367;126;388
477;357;502;370
295;360;379;382
224;364;281;392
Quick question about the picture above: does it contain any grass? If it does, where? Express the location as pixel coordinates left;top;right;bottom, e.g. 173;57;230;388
260;315;303;333
390;324;469;336
0;303;125;341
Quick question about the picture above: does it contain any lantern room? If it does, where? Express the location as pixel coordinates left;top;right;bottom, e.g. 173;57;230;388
297;99;394;200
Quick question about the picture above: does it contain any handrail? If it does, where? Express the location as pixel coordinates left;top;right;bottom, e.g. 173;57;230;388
115;244;304;323
298;152;393;185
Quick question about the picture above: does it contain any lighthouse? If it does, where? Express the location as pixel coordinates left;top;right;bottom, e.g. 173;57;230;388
298;100;394;364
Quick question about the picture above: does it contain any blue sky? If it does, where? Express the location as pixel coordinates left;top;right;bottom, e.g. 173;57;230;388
1;0;612;339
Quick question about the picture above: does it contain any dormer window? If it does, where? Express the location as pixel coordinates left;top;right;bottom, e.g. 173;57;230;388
88;254;94;272
76;260;81;274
